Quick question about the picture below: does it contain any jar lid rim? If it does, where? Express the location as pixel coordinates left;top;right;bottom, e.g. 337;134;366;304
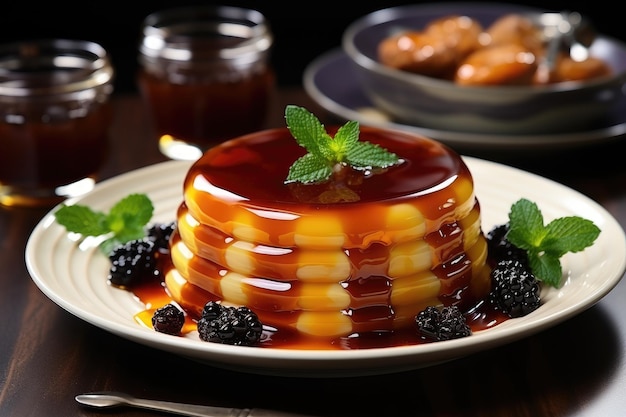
139;5;273;62
0;39;114;96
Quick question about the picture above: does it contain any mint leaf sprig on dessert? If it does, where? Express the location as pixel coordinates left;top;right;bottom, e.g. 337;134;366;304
505;198;601;287
284;105;401;184
54;193;154;254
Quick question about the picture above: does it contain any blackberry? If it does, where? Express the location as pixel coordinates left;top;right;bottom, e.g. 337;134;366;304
486;223;529;266
415;306;440;340
147;221;176;252
197;301;263;346
107;238;157;287
415;305;471;342
489;259;541;318
201;300;224;321
152;304;185;335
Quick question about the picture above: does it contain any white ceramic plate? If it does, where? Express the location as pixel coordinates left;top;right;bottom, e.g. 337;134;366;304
304;49;626;150
25;159;626;377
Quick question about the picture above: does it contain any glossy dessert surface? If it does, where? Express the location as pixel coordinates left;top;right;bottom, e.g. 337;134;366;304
167;127;491;348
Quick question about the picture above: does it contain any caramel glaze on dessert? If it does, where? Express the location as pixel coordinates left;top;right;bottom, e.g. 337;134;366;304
134;127;509;349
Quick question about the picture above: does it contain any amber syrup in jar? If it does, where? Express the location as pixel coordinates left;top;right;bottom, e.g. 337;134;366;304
137;6;275;161
0;39;114;207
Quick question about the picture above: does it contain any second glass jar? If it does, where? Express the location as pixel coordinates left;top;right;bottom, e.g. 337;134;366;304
138;5;275;161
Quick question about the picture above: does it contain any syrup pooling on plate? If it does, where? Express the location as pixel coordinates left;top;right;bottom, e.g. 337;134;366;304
163;126;494;347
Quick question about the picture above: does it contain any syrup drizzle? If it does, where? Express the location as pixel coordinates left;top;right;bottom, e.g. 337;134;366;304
126;128;509;349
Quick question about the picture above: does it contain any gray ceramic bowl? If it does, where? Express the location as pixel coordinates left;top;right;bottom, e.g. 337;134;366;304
342;2;626;134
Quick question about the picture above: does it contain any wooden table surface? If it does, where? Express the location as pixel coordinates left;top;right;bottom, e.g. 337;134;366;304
1;88;625;417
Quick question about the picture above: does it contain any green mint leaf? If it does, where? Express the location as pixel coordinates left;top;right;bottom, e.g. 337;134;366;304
507;199;546;249
286;153;333;184
541;217;601;257
107;214;146;245
330;120;360;162
347;141;400;169
284;105;400;184
506;197;601;287
106;193;153;236
54;205;109;236
54;193;154;253
285;105;333;160
99;238;125;256
528;251;563;288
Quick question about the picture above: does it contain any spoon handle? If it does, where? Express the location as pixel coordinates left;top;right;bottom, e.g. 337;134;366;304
76;392;317;417
127;398;313;417
124;396;242;417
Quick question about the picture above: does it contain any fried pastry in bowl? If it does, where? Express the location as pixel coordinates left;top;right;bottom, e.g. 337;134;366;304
342;3;626;134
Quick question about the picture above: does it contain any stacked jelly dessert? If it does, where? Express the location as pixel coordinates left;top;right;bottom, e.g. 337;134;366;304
165;121;492;347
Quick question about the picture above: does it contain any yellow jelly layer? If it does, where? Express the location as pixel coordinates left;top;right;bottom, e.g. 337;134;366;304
183;173;475;250
167;233;490;337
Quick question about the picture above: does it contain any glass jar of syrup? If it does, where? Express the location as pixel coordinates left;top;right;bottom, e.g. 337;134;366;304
0;39;114;207
137;5;275;161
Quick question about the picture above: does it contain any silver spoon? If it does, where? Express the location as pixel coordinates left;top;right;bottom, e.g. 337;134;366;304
529;11;594;83
75;391;318;417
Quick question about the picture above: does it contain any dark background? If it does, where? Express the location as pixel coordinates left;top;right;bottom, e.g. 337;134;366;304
2;1;621;94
